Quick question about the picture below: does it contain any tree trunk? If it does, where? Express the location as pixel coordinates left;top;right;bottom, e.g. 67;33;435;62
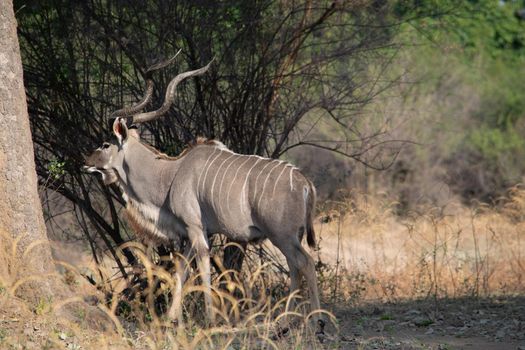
0;0;60;304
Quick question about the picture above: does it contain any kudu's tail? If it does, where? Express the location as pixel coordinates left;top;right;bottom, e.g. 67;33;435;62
305;179;317;249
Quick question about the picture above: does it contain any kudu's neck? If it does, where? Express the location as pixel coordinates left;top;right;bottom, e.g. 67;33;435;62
116;138;182;207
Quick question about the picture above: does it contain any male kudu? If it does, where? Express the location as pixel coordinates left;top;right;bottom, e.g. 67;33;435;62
84;58;322;330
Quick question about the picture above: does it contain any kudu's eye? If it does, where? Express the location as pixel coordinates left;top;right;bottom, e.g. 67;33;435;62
102;142;110;149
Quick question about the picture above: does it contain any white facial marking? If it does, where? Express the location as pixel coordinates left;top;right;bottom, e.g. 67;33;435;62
85;166;99;173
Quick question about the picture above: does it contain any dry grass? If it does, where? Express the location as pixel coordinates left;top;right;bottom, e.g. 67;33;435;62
1;187;524;349
316;186;525;304
0;229;333;349
0;229;130;349
88;240;333;349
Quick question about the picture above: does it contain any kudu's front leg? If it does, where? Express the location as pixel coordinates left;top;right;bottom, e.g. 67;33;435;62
168;242;193;326
188;226;215;325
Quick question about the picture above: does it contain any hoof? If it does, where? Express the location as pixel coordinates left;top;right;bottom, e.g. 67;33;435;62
316;319;326;343
271;326;290;340
317;319;325;333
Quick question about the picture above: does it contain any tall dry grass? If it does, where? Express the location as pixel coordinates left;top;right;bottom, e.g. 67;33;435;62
0;227;333;349
84;240;333;349
316;186;525;305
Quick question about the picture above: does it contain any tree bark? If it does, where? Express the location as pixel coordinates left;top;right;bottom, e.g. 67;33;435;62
0;0;60;304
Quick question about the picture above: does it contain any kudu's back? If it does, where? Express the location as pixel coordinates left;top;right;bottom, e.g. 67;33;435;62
171;143;317;247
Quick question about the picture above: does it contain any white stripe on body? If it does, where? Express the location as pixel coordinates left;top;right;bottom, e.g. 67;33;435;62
210;153;236;210
226;156;253;214
272;162;289;197
200;149;223;194
289;165;295;191
240;158;262;215
257;160;283;210
252;159;274;197
197;147;218;194
217;155;242;217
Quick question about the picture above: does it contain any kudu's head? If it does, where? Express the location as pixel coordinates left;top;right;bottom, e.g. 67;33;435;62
83;54;212;185
83;118;132;184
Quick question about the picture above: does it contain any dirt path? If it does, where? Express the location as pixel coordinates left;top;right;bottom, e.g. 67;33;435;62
322;296;525;349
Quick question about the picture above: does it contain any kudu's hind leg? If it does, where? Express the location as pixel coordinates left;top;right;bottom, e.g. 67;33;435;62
289;265;301;296
279;241;322;327
285;260;302;310
296;243;321;315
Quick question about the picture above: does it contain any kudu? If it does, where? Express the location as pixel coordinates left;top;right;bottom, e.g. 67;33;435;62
84;60;322;329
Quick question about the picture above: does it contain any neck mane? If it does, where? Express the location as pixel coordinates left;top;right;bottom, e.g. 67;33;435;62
138;136;229;161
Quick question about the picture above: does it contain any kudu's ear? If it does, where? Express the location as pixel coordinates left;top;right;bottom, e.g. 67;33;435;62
112;118;129;144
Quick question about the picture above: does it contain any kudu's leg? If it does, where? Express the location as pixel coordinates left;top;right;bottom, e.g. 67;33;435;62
285;260;302;308
188;227;215;325
297;245;321;316
289;266;302;295
168;243;193;325
278;240;321;325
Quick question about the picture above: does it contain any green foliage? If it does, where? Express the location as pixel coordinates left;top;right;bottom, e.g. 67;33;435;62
47;158;65;180
398;0;525;58
475;59;525;128
467;125;524;162
394;0;525;199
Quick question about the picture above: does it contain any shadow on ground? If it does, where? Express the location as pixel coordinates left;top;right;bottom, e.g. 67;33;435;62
322;296;525;350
